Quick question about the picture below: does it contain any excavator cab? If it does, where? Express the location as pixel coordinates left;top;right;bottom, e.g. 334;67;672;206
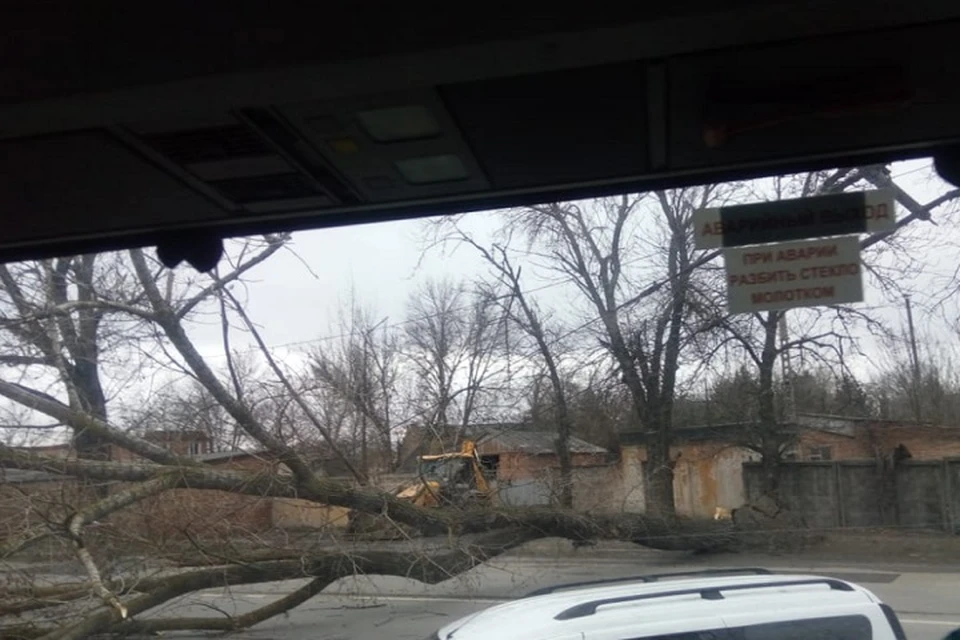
349;440;491;535
406;440;490;509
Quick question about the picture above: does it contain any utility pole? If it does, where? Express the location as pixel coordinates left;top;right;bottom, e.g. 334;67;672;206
360;327;369;477
904;294;922;422
778;311;796;422
703;377;711;425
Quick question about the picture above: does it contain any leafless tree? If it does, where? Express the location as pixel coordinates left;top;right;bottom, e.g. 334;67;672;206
489;189;739;516
0;254;140;463
403;278;507;441
310;300;401;477
438;233;577;507
698;166;960;497
872;333;960;424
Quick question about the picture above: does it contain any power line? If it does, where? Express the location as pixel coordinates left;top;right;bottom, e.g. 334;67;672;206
890;162;933;182
199;278;573;359
203;249;665;361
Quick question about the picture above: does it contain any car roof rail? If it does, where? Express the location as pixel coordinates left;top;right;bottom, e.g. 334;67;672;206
554;578;854;620
523;568;772;598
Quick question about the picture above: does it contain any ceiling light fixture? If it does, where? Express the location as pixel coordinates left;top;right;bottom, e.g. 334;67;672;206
327;137;360;154
395;154;469;184
357;105;442;142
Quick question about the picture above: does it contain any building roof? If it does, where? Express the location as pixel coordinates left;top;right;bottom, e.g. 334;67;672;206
475;429;607;455
144;429;211;442
619;423;762;446
193;449;265;463
398;424;609;471
620;412;959;447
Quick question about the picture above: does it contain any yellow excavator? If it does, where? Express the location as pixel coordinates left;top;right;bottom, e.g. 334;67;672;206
347;440;492;535
396;439;491;508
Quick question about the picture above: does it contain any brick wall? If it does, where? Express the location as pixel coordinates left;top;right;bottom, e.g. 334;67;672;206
794;424;960;461
872;424;960;459
674;443;755;517
272;499;350;530
619;446;646;512
619;443;755;518
494;452;607;482
793;430;869;460
619;423;960;519
568;465;621;511
112;487;274;540
1;451;290;551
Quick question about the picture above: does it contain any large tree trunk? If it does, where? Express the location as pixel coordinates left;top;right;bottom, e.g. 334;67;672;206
757;313;781;498
617;354;676;518
644;455;676;518
70;357;109;460
554;400;575;509
643;396;676;518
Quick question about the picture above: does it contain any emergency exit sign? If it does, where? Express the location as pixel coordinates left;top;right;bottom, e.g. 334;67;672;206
724;235;863;313
694;189;896;249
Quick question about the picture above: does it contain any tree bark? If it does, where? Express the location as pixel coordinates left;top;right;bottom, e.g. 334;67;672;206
757;312;781;498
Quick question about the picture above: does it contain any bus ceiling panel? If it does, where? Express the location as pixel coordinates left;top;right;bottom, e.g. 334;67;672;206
1;5;960;263
0;131;230;246
277;89;490;203
0;1;955;141
0;4;720;105
668;19;960;170
438;62;649;190
1;1;954;108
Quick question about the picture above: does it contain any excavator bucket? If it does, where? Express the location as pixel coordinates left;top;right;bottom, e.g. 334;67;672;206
347;439;491;537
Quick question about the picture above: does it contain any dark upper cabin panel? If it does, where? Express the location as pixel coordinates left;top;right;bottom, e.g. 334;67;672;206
0;1;959;262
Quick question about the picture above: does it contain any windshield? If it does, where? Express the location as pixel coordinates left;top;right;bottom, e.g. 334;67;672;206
419;457;467;482
1;160;958;640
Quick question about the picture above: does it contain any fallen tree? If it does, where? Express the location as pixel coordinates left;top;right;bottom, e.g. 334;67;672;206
0;434;741;639
0;243;741;640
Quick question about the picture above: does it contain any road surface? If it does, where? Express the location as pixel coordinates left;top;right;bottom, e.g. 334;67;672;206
138;550;959;640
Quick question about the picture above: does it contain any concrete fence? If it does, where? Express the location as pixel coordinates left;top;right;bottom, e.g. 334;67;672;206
529;464;625;511
744;459;960;533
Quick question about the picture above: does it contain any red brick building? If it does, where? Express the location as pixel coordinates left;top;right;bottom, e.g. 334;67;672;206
618;413;960;519
473;429;609;480
3;433;301;542
786;413;960;462
143;429;213;456
397;423;611;507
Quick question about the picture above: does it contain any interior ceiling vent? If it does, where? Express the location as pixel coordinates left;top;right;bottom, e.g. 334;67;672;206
132;113;361;207
142;125;273;165
207;172;317;204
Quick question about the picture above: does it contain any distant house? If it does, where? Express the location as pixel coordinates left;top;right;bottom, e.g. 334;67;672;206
619;412;960;519
399;423;608;469
396;422;513;469
13;429;215;463
785;413;960;462
398;423;611;508
474;428;609;479
1;433;355;540
143;429;212;456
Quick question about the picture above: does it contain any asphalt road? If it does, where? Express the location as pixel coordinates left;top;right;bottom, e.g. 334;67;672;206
140;552;960;640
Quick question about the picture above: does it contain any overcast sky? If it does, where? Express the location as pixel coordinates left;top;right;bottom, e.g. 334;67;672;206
185;158;959;373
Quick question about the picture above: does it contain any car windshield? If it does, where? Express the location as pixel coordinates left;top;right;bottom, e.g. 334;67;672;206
1;160;958;640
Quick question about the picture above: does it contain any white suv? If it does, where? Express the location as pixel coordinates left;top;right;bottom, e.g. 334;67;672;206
430;568;907;640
